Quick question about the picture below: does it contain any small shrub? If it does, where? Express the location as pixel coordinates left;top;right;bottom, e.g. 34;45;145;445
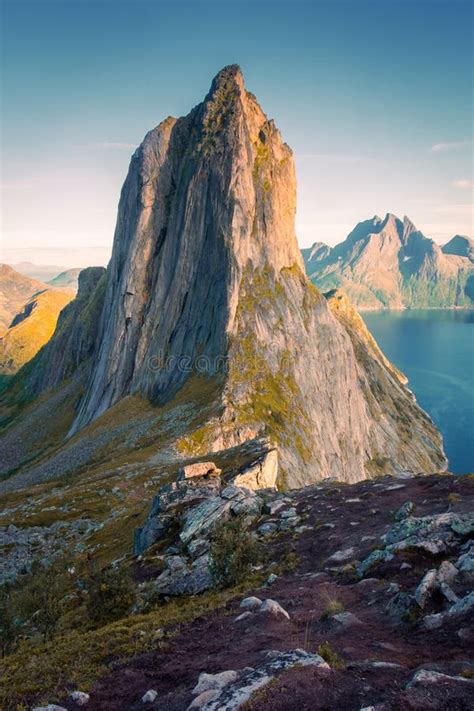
447;492;461;511
316;641;344;669
209;516;263;588
85;565;135;626
0;584;18;656
9;558;73;642
321;598;344;619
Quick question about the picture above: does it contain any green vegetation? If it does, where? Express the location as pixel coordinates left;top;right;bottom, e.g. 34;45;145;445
0;561;262;709
85;565;135;627
321;598;345;620
226;263;314;476
209;516;263;588
316;641;345;669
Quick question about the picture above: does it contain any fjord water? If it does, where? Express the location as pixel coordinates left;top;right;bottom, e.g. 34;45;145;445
362;310;474;474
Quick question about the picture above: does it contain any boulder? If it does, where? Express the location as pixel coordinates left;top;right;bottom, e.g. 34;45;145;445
230;448;278;491
154;554;212;596
199;650;329;710
357;549;393;578
423;613;444;630
447;591;474;618
234;611;253;623
332;612;363;628
407;669;474;688
70;691;90;706
328;547;355;563
141;689;158;703
436;560;458;585
180;498;233;544
395;501;414;521
240;596;262;611
259;598;290;620
179;462;222;480
385;592;416;622
192;670;239;695
456;549;474;573
188;690;219;709
414;569;437;608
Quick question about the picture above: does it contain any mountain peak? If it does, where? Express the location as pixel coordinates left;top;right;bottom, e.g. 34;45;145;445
302;212;474;309
210;64;244;89
5;68;446;492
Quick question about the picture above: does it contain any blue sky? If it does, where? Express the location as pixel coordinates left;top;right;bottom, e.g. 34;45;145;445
1;0;472;267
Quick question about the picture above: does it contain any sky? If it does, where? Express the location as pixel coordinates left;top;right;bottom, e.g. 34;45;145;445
0;0;472;268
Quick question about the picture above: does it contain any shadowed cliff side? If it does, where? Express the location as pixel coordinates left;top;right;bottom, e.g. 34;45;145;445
0;66;446;491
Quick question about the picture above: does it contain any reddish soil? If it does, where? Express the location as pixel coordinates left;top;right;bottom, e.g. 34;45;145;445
65;474;474;710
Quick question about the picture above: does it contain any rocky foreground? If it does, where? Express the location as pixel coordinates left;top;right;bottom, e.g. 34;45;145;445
29;469;473;711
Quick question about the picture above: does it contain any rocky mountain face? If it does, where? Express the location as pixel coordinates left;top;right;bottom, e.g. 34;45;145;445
302;215;474;310
442;234;474;262
0;66;446;492
0;288;75;377
25;266;106;395
0;264;48;336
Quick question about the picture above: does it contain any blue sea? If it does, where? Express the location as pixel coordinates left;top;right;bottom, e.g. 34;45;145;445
362;310;474;475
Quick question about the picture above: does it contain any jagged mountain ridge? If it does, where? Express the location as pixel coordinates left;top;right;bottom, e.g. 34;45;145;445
302;215;474;310
0;66;446;492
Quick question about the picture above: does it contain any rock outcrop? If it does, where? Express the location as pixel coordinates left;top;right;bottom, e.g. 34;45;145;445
302;214;474;309
0;66;446;490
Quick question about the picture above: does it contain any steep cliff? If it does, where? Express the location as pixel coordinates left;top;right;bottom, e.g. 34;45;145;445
302;215;474;309
1;66;446;490
26;266;106;394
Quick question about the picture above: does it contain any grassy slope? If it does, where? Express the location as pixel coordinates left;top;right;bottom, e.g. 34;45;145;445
0;289;75;376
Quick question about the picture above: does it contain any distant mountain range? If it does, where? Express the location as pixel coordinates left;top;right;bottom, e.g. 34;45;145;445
47;268;82;290
302;215;474;310
9;261;71;282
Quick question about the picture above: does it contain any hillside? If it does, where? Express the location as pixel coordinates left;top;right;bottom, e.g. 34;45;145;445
47;268;82;290
302;215;474;310
0;288;75;376
0;264;48;335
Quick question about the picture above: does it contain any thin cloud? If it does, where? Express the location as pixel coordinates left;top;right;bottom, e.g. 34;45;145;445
452;179;472;189
430;140;472;153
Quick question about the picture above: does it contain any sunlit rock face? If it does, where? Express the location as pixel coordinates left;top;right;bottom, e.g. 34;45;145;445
302;214;474;310
35;65;445;485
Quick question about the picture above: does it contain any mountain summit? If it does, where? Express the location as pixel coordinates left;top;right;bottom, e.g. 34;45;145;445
0;66;446;492
302;214;474;309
